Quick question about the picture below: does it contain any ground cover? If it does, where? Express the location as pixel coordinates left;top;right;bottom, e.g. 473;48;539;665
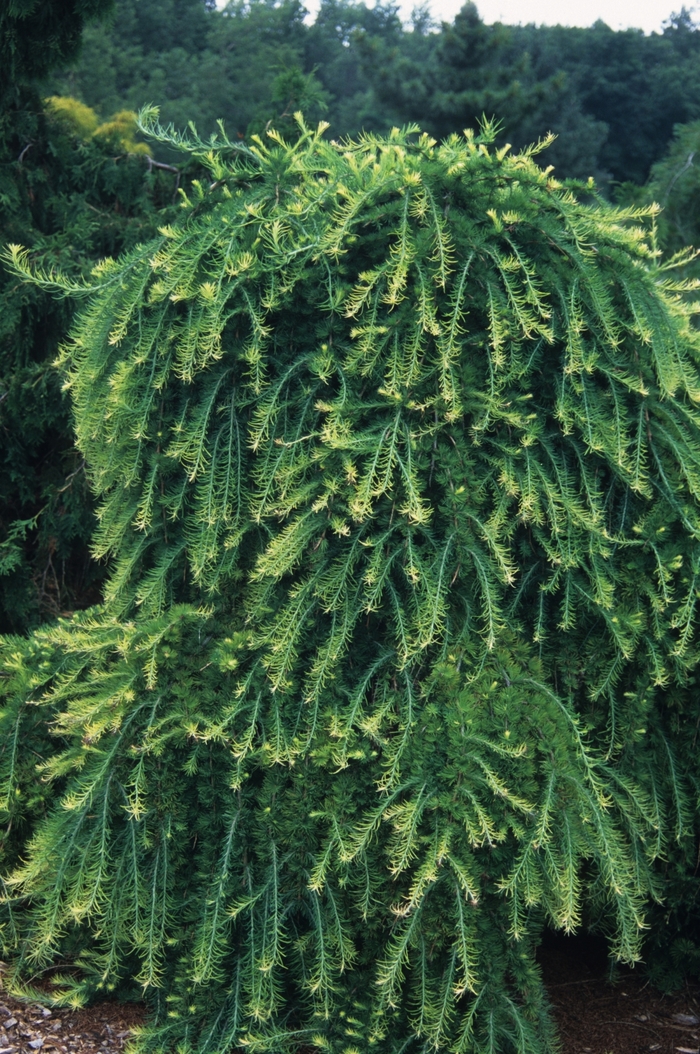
1;937;699;1054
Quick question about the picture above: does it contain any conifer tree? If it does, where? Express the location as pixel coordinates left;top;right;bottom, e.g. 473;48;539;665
0;0;113;93
0;98;182;631
0;0;185;632
2;115;700;1053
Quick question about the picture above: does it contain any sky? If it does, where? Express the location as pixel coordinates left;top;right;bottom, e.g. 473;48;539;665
289;0;692;31
437;0;687;31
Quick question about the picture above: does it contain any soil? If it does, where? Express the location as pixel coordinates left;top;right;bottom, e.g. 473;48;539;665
0;936;697;1053
540;933;700;1054
0;996;145;1053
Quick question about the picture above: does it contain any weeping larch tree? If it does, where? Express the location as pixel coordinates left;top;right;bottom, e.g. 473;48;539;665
3;113;700;1053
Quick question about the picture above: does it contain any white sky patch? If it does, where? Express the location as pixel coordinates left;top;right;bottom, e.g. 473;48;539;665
455;0;686;31
282;0;691;32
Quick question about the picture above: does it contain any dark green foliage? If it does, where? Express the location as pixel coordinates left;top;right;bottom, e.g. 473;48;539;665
633;120;700;263
50;0;700;185
3;117;700;1051
383;3;610;183
50;0;314;142
573;11;700;185
0;97;183;631
0;0;216;634
306;0;411;135
0;0;114;95
365;5;700;186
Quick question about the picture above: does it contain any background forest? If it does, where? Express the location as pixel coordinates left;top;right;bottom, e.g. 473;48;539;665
46;0;700;185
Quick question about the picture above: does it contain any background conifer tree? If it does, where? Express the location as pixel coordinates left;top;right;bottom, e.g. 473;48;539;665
0;0;114;93
49;0;700;188
0;0;189;630
3;114;700;1053
0;96;184;630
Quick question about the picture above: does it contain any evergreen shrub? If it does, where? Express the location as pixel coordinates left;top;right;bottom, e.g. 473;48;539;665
3;115;700;1053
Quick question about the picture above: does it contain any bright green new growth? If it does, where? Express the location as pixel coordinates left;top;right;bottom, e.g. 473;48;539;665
2;114;700;1053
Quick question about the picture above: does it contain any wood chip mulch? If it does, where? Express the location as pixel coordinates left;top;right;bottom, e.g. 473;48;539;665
540;932;700;1054
0;934;697;1053
0;994;145;1053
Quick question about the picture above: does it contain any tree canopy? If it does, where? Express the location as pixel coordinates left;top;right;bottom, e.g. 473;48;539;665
0;0;114;95
48;0;700;186
0;7;185;631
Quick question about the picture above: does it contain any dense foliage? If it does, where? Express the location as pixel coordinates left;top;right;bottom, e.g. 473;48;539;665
0;111;184;630
3;115;700;1052
633;120;700;265
7;0;700;639
49;0;700;185
0;0;113;93
0;41;187;631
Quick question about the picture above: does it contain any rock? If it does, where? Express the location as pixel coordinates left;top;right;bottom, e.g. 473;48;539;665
28;1040;44;1050
674;1015;700;1027
3;1020;16;1030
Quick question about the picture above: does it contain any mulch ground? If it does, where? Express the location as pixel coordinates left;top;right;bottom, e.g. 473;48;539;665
540;933;700;1054
0;935;698;1053
0;997;145;1053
